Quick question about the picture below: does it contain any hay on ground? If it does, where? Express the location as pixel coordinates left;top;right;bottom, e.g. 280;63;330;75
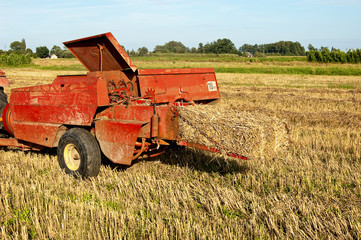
178;105;289;160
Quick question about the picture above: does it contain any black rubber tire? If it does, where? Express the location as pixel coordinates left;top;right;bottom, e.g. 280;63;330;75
0;87;7;106
57;128;101;178
0;87;8;131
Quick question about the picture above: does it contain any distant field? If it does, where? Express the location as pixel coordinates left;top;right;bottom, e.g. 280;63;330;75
15;56;361;76
0;57;360;239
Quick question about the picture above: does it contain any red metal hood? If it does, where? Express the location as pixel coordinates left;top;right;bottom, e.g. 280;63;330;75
63;32;137;72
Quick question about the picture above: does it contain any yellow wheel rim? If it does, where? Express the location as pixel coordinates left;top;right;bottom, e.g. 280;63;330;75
64;144;81;171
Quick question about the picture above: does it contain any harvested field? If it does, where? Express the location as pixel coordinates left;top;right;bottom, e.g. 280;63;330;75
0;61;361;239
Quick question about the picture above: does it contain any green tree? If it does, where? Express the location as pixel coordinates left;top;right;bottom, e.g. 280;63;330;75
216;38;238;54
61;50;74;58
0;53;31;66
347;50;356;63
321;47;331;62
153;45;167;53
20;39;26;52
331;49;347;63
61;46;75;58
9;39;26;52
203;38;238;54
203;43;212;53
308;44;316;51
306;50;317;62
165;41;188;53
350;49;361;63
10;41;22;52
36;46;49;58
154;41;189;53
198;43;204;53
240;41;305;56
25;48;33;54
137;47;149;56
240;44;255;54
315;50;323;62
354;49;361;63
50;45;62;57
127;49;136;56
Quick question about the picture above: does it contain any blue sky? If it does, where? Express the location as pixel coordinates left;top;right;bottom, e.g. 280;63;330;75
0;0;360;52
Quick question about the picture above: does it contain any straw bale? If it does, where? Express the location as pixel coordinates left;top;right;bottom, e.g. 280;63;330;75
178;105;289;160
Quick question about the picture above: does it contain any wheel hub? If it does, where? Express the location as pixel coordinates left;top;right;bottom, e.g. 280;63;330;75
64;143;81;171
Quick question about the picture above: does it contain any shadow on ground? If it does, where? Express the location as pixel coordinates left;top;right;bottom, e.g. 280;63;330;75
133;144;249;175
1;144;249;176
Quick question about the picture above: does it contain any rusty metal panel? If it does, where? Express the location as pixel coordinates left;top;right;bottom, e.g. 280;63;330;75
137;68;220;103
12;122;61;147
113;105;154;122
96;76;110;106
63;32;137;72
0;138;44;150
0;138;28;149
10;75;102;126
96;103;179;140
177;140;248;160
157;106;179;140
95;120;143;165
95;105;154;138
11;105;97;126
0;69;10;87
112;105;178;140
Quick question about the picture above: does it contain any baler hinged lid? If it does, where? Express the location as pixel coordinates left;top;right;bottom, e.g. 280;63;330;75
63;32;137;72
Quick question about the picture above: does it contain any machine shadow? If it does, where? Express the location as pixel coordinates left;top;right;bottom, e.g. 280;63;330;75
1;145;248;176
134;145;249;175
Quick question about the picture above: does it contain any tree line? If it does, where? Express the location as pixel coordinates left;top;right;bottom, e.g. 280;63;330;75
0;38;33;66
127;39;305;57
240;41;305;56
0;39;75;66
306;47;361;64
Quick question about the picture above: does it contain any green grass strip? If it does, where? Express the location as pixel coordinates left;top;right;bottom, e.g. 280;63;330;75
31;64;86;71
3;60;361;76
214;67;361;76
133;54;307;63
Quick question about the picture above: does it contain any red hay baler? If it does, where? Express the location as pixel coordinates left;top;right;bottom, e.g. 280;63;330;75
0;33;244;177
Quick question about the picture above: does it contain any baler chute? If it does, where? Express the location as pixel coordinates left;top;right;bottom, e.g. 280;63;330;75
0;33;248;177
